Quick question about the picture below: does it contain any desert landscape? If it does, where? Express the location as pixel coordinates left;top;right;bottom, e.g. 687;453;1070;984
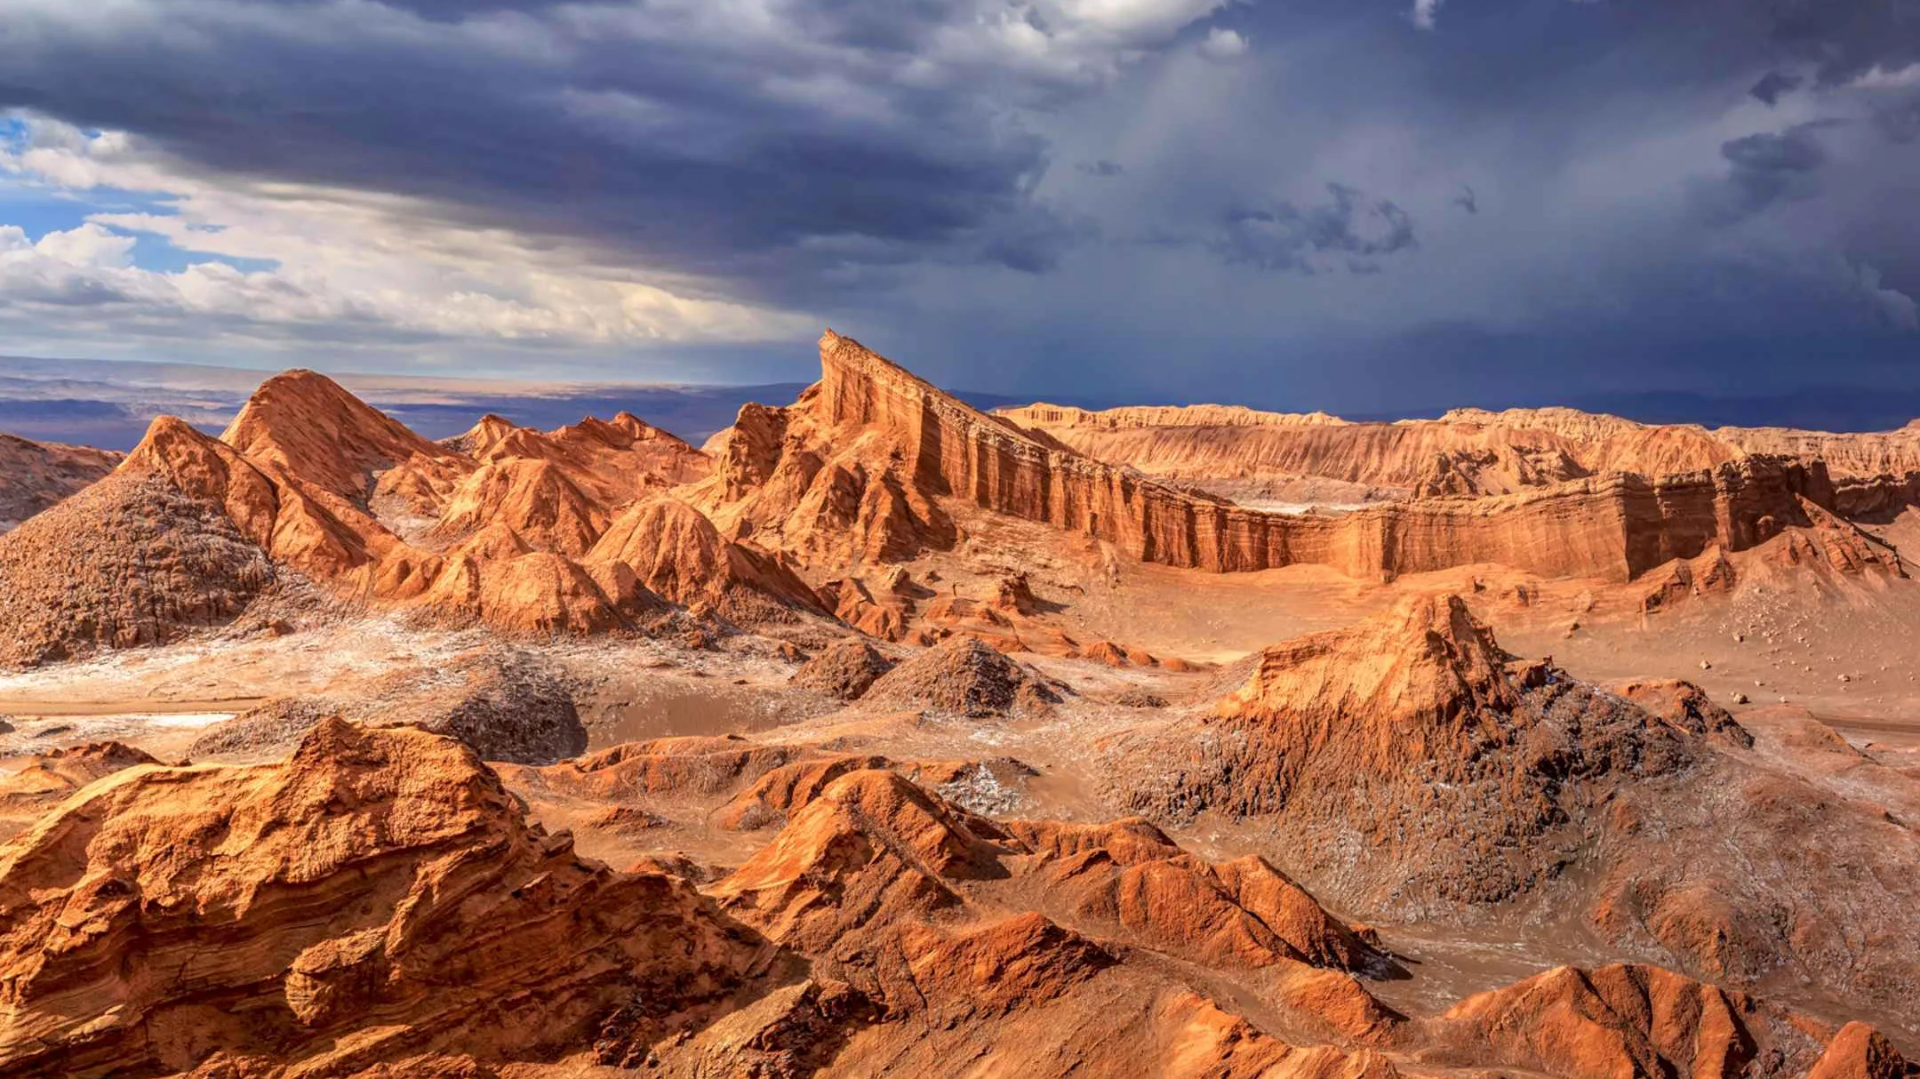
0;329;1913;1078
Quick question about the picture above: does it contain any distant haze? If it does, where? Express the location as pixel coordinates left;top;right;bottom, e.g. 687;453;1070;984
3;354;1916;454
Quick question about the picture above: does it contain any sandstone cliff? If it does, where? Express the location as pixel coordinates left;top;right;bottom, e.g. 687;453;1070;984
697;331;1884;586
1015;400;1920;505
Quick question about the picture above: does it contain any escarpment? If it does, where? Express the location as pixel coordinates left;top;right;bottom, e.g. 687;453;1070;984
697;331;1881;585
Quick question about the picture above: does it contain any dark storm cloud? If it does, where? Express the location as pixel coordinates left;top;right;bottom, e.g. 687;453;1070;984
1693;120;1842;224
0;0;1199;303
1763;0;1920;86
1750;70;1804;105
1214;184;1415;274
3;0;1920;418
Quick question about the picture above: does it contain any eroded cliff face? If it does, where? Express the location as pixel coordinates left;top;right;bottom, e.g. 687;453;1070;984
699;331;1885;586
0;329;1904;667
1020;401;1920;501
0;719;761;1077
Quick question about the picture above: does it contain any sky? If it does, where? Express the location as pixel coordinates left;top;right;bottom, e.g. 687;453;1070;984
1;0;1918;419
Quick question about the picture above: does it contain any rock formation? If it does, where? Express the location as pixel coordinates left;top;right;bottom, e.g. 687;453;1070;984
691;332;1892;587
789;636;896;699
862;635;1064;716
0;719;762;1077
0;471;277;667
187;648;587;764
1113;594;1702;912
0;432;120;533
1016;399;1920;505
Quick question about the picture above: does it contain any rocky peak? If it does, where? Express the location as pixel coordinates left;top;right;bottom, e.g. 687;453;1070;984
221;368;451;500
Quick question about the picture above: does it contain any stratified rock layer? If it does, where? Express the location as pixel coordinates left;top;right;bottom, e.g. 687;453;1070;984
698;332;1890;585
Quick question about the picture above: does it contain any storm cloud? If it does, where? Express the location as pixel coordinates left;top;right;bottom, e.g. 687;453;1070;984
0;0;1917;418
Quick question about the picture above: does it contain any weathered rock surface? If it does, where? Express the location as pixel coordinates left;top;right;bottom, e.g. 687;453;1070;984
863;635;1064;716
706;767;1403;1077
1418;963;1824;1079
1015;398;1920;504
694;332;1891;587
187;649;586;764
0;472;277;668
0;719;761;1077
587;495;824;622
788;636;895;700
0;432;120;533
1114;594;1698;912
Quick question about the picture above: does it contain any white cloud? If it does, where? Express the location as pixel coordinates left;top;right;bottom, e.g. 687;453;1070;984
1851;64;1920;90
1198;28;1249;62
1412;0;1444;31
0;114;813;350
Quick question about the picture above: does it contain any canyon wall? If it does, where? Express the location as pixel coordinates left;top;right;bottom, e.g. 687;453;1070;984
816;331;1851;583
1011;401;1920;499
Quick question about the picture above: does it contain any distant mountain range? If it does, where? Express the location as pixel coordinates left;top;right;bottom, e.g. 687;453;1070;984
1;354;1914;452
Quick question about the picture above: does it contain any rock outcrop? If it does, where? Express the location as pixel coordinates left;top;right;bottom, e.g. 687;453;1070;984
1018;399;1920;505
695;332;1889;586
186;649;588;764
706;767;1403;1077
0;432;120;533
1114;594;1699;912
587;495;824;622
1419;963;1822;1079
0;719;761;1077
789;636;896;700
863;635;1064;716
0;472;277;667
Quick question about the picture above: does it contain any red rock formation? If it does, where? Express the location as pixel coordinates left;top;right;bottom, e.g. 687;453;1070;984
587;495;824;621
1805;1022;1918;1079
1023;400;1920;501
0;432;120;532
0;742;157;840
707;768;1403;1077
221;368;461;504
1113;594;1699;911
1420;964;1816;1079
697;332;1886;586
426;457;610;555
0;719;761;1077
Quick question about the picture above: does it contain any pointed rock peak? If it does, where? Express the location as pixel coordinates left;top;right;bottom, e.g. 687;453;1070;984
605;410;684;444
1218;593;1517;727
222;367;446;499
123;414;223;470
815;329;1029;452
